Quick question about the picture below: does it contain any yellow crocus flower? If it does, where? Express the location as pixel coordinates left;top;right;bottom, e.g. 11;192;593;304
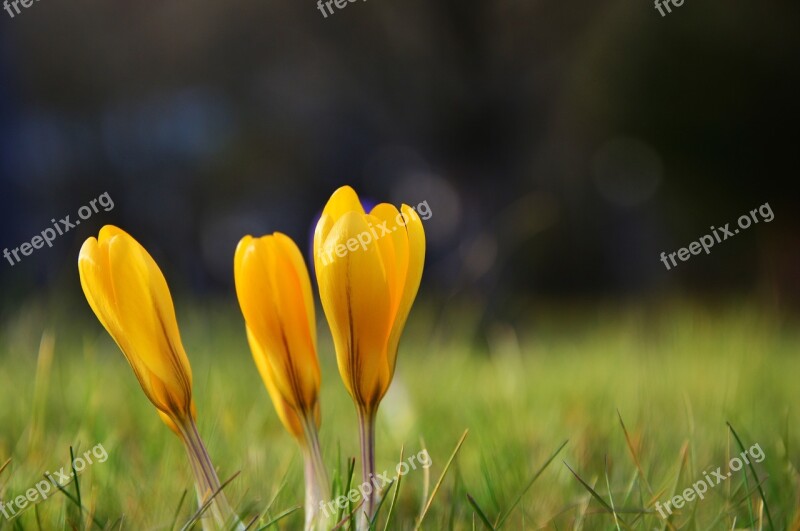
79;225;194;427
313;186;425;525
234;233;329;530
79;225;242;531
235;234;321;422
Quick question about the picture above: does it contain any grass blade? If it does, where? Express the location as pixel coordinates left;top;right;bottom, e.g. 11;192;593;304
382;446;406;531
261;455;295;523
179;471;241;531
169;489;188;531
415;429;469;530
0;458;11;478
46;472;106;529
495;439;568;529
369;445;403;531
617;411;653;497
336;457;356;526
69;446;82;524
331;500;365;530
604;456;622;531
255;505;301;530
727;422;775;530
564;461;629;529
466;494;495;530
369;479;395;530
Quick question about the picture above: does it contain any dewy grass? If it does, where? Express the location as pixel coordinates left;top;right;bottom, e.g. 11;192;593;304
0;301;798;529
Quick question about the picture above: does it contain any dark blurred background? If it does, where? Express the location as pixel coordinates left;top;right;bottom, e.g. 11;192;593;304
2;0;799;324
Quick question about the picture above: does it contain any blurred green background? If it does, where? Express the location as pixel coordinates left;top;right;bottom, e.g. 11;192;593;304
1;302;798;528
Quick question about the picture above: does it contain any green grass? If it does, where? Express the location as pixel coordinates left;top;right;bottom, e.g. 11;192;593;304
0;298;798;529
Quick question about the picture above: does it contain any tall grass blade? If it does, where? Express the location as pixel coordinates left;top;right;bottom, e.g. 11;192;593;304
604;456;622;531
169;489;188;531
382;446;406;531
255;505;301;530
466;494;495;530
415;429;469;530
563;461;629;529
726;422;775;531
495;439;568;529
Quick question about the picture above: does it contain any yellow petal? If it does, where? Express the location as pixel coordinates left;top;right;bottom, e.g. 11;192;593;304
274;233;318;355
270;233;320;383
235;238;283;360
247;326;306;441
106;231;193;412
235;234;320;416
234;236;277;346
386;205;426;373
317;211;392;410
314;185;364;260
79;235;156;402
368;204;410;313
79;237;117;340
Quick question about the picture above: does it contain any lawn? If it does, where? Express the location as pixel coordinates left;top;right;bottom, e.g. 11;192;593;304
1;298;798;529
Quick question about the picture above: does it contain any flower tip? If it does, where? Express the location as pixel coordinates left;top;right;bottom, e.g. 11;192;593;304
97;224;126;243
236;234;255;249
79;236;98;257
329;185;364;209
270;232;293;250
334;184;358;196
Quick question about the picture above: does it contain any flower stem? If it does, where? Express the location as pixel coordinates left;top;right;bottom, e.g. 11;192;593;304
356;408;377;530
300;414;331;530
178;417;244;530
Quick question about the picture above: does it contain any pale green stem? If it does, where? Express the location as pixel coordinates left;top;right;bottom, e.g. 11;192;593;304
178;417;245;531
300;414;331;531
356;408;377;531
